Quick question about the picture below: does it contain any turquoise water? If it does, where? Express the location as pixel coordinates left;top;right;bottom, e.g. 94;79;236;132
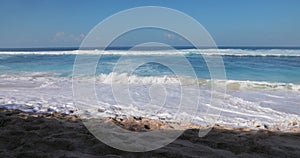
0;49;300;83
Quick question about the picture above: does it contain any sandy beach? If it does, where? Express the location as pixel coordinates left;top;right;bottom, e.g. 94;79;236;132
1;108;300;158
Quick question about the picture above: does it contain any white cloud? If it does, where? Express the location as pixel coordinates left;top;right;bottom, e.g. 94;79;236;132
55;31;65;38
53;32;85;42
164;33;175;39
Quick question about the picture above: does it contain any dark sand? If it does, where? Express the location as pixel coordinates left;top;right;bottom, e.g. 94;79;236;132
0;108;300;158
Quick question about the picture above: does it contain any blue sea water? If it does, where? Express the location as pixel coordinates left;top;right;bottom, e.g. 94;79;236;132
0;48;299;83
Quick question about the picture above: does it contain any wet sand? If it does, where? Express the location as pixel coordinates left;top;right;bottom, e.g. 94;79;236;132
0;108;300;158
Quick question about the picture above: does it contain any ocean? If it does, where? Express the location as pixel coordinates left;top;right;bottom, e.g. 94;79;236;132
0;47;299;130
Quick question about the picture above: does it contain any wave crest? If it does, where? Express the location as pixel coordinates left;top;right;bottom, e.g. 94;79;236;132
1;49;300;56
94;72;300;91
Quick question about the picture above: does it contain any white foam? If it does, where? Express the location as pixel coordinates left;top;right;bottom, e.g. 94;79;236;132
96;72;182;84
93;72;300;91
215;79;300;91
0;73;299;130
1;49;300;56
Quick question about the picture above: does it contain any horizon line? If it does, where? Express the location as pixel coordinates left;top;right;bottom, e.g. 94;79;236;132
1;45;300;51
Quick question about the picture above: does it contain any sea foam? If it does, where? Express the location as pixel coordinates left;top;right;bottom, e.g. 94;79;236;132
0;72;299;130
1;48;300;56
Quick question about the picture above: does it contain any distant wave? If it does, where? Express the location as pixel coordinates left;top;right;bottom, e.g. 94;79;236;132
1;49;300;56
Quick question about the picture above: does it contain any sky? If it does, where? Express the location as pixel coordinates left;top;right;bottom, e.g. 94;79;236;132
0;0;300;48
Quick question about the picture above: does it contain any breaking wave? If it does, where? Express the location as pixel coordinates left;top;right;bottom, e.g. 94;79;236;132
1;49;300;56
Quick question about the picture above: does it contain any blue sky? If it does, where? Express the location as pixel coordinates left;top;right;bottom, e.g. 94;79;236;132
0;0;300;48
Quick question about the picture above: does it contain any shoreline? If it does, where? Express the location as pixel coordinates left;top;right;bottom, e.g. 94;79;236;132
1;108;300;157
